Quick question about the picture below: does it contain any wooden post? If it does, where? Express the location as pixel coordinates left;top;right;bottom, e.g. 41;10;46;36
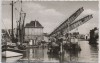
60;43;63;53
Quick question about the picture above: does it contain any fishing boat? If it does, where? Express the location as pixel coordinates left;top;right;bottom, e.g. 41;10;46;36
2;1;26;58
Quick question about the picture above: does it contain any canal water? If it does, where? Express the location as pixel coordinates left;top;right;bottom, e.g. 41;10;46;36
2;41;98;63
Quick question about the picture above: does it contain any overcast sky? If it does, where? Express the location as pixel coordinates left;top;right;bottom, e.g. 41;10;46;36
2;1;99;34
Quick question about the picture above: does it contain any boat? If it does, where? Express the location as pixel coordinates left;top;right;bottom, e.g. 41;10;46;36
2;51;23;58
69;37;81;51
63;33;81;51
2;1;26;58
2;55;22;63
47;42;60;54
47;36;61;54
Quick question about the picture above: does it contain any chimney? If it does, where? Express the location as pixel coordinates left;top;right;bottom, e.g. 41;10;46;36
35;20;36;27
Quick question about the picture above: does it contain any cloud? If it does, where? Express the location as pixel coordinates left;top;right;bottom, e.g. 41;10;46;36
23;2;64;17
21;2;65;33
38;8;65;33
82;9;96;15
23;2;45;11
39;9;63;16
22;2;64;18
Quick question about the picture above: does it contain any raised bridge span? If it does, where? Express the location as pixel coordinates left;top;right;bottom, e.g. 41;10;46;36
49;7;93;38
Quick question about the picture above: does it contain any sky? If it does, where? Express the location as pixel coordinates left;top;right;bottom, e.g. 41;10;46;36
2;1;99;34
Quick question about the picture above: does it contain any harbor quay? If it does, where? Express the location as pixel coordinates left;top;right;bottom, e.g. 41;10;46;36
2;1;99;63
2;25;99;63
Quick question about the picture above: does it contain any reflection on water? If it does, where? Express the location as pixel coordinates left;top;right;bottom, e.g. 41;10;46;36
3;41;98;63
89;44;98;62
78;41;98;63
65;49;80;62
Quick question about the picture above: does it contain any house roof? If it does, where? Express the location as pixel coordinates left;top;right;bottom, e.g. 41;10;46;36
25;20;43;28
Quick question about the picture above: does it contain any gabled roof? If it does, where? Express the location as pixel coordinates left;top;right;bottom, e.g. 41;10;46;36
25;20;43;28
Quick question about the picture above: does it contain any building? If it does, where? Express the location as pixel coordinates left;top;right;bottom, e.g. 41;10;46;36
24;20;44;45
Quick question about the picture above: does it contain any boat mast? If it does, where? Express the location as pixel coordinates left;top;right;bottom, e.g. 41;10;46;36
19;0;26;43
11;1;14;42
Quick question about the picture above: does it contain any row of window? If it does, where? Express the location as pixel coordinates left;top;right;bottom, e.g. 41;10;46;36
25;28;43;35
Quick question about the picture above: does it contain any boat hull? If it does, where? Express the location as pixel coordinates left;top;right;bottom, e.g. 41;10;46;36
2;51;23;58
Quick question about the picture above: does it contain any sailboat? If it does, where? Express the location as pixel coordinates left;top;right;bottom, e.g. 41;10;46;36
2;1;26;58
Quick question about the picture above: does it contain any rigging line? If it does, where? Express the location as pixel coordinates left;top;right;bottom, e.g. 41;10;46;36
14;0;20;13
13;1;24;24
15;7;20;13
11;0;19;5
13;0;24;14
20;0;25;13
21;0;23;12
1;20;11;38
2;20;8;30
2;0;20;6
2;1;18;5
13;0;21;13
14;7;20;21
14;8;21;21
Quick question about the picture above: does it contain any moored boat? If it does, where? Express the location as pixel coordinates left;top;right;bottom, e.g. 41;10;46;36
2;51;23;58
2;1;27;58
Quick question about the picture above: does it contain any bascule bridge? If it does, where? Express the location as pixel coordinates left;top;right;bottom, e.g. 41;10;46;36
49;7;93;39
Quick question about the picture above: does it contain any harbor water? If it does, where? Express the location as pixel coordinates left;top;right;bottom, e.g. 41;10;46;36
2;41;98;63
